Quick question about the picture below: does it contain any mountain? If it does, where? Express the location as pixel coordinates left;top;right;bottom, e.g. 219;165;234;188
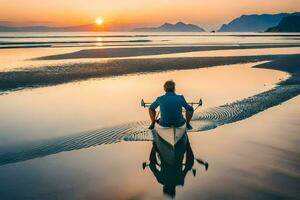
0;24;102;32
266;15;300;32
0;25;50;32
218;12;300;32
132;22;206;32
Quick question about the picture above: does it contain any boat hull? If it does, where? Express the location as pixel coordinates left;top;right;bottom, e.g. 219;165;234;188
153;124;186;146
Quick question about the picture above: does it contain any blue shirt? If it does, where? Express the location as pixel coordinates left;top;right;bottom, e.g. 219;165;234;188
150;92;193;127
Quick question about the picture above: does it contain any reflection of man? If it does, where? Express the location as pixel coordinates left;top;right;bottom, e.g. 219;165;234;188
148;80;194;130
147;136;208;198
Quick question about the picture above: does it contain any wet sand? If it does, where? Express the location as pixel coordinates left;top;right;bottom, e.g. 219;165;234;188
38;44;300;60
0;94;299;200
0;32;299;199
185;96;300;200
0;63;298;199
0;54;293;92
0;55;299;167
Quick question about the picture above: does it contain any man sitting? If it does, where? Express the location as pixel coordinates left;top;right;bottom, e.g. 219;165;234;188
148;80;194;130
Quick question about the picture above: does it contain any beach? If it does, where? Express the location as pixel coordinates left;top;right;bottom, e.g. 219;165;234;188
0;32;299;199
0;88;299;200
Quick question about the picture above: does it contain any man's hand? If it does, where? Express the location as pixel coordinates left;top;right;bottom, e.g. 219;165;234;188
148;121;155;130
186;122;193;130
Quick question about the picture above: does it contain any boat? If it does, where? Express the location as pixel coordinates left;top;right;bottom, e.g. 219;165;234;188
152;124;186;147
141;98;202;146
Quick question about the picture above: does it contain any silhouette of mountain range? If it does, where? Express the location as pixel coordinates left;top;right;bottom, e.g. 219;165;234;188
132;22;205;32
0;24;101;32
266;15;300;32
218;12;300;32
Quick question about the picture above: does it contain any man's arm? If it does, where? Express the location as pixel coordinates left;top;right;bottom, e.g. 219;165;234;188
182;96;194;126
185;110;194;124
148;97;160;129
148;108;157;124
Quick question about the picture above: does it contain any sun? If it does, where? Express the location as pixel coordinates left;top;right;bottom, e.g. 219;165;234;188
95;18;104;25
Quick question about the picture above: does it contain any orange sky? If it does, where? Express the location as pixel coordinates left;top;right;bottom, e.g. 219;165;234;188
0;0;299;30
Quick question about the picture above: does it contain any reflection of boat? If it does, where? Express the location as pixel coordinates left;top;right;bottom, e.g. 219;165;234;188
143;132;208;198
152;124;186;147
153;128;188;165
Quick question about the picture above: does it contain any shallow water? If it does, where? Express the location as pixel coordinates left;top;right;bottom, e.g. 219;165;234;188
1;32;300;48
0;93;299;200
0;63;287;145
0;32;299;199
1;32;300;71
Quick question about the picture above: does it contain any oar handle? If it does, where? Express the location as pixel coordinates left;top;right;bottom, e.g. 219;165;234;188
141;98;203;108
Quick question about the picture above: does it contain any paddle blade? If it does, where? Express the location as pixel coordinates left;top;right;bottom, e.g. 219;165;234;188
199;99;203;106
141;99;145;107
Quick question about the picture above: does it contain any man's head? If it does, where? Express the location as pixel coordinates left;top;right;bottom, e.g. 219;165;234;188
164;80;175;92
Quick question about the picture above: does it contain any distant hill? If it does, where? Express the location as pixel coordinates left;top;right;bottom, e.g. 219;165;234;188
218;12;300;32
132;22;206;32
266;16;300;32
0;24;101;32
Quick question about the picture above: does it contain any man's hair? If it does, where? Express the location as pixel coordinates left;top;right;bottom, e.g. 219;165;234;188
164;80;175;92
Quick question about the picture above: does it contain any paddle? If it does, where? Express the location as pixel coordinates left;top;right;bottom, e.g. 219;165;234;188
141;98;203;111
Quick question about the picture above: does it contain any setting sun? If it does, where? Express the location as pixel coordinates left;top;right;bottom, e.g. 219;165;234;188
95;18;104;25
